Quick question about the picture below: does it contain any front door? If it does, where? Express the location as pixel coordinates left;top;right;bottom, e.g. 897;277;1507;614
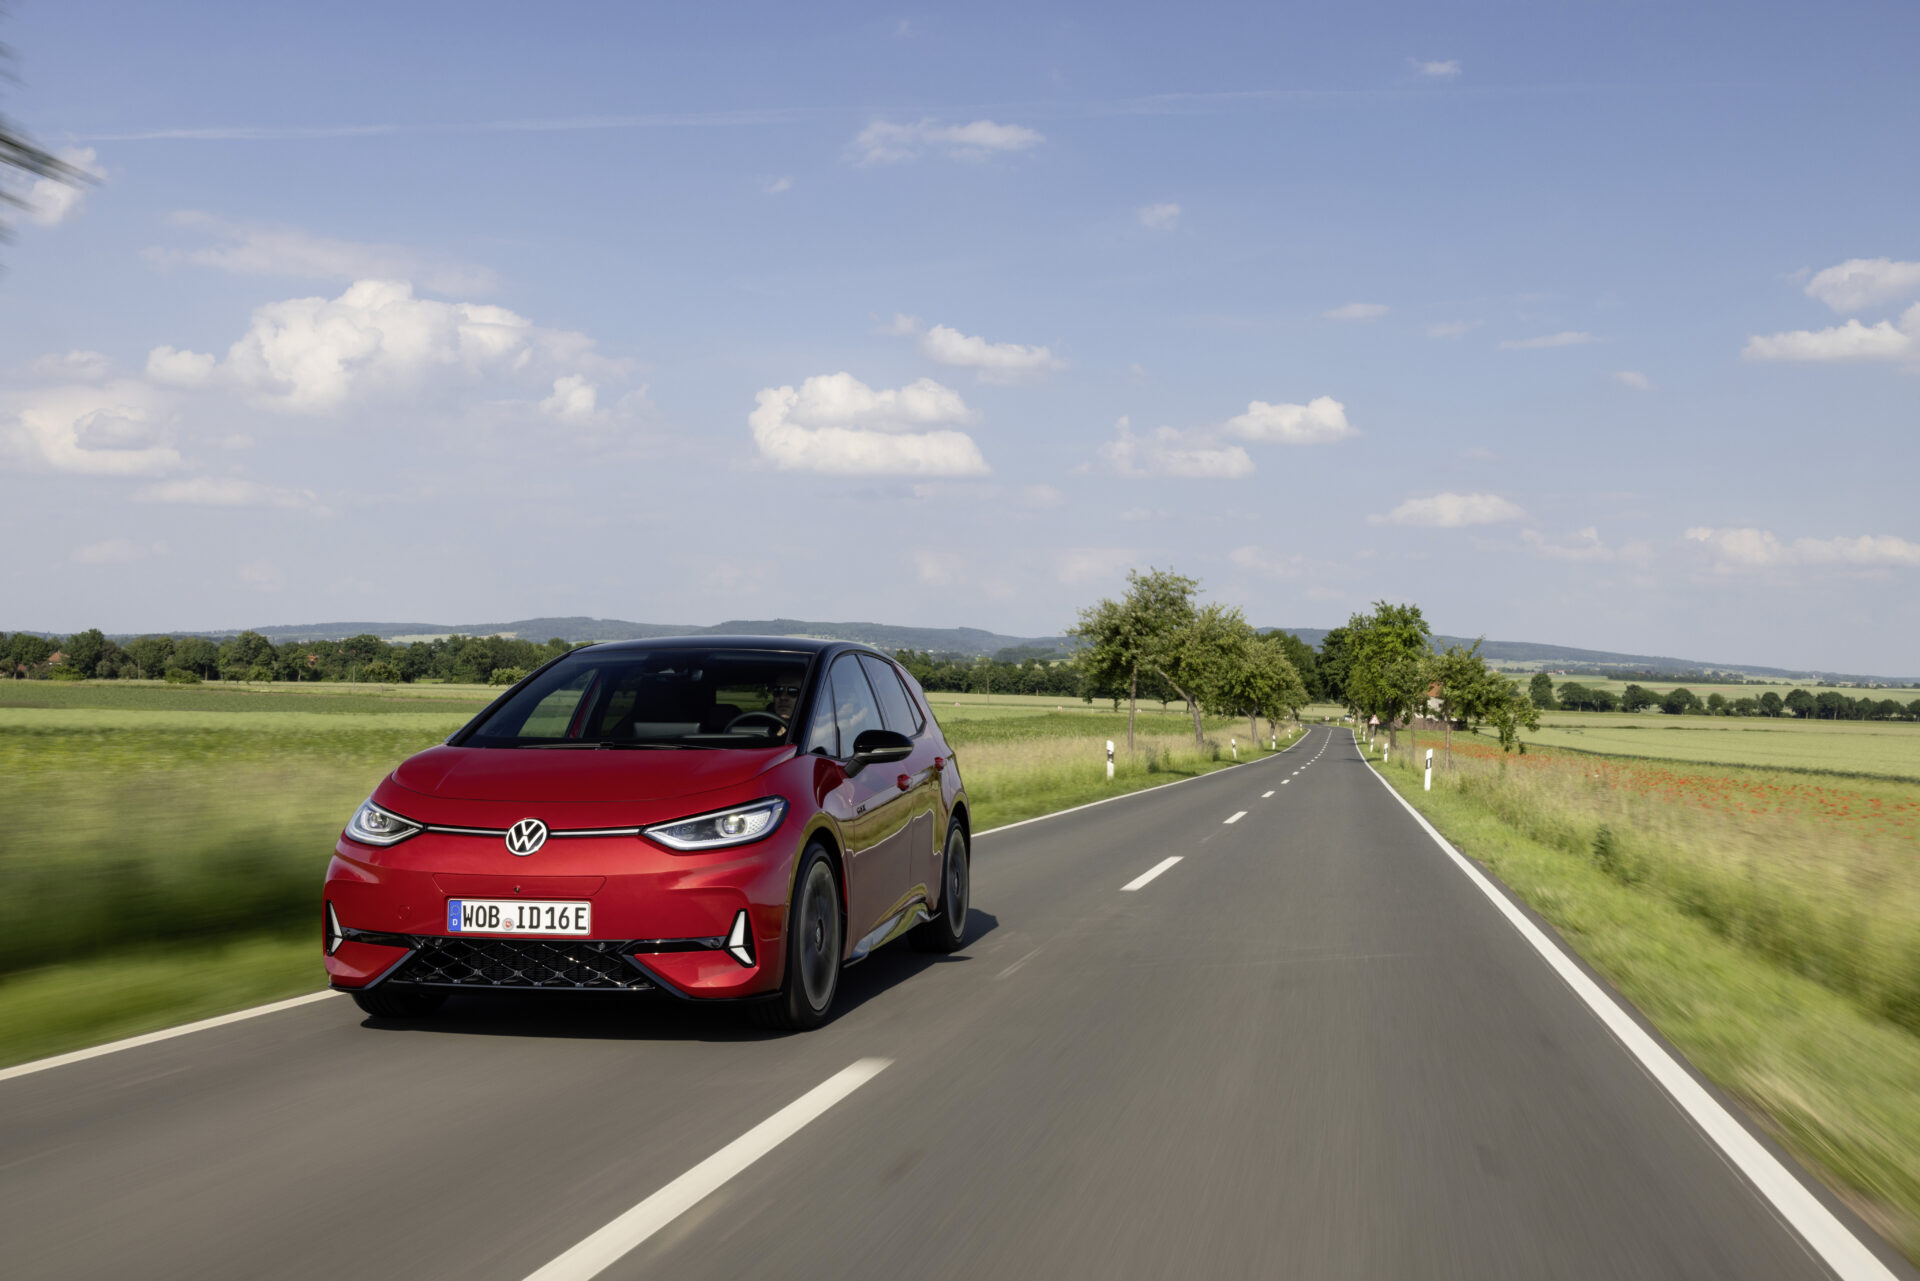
824;655;913;950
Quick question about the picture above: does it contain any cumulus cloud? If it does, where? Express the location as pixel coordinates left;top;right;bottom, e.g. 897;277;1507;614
540;374;598;421
6;382;179;475
1614;370;1652;391
72;538;167;565
849;118;1042;164
135;476;322;510
145;213;498;294
1743;306;1917;364
145;345;218;387
916;323;1064;380
27;350;113;381
1324;302;1388;321
1138;203;1182;231
1101;416;1253;479
1684;526;1920;571
1055;547;1138;585
1225;396;1355;444
1522;527;1650;563
1499;331;1597;350
1411;59;1462;78
26;148;104;227
1370;492;1527;527
1228;545;1324;579
748;372;988;476
1803;258;1920;313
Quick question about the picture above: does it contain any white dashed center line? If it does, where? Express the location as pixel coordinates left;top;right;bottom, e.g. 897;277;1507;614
1120;856;1182;892
1261;790;1274;798
1224;811;1246;824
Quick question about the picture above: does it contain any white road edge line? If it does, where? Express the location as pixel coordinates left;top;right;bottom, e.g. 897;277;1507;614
1262;790;1275;798
1120;856;1182;892
1354;733;1899;1281
0;990;339;1085
521;1057;892;1281
1224;811;1247;825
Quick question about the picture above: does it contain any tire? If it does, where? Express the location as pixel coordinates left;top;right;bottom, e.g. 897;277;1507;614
910;820;969;954
350;986;447;1020
749;842;843;1031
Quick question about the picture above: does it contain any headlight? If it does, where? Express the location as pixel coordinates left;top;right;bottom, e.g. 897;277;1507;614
344;797;423;847
644;798;788;851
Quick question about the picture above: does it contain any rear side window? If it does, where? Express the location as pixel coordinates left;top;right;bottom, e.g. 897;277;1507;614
860;655;923;736
825;655;883;757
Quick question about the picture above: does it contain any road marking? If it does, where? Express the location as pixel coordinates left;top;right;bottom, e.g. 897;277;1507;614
1120;856;1182;892
0;990;339;1085
1281;779;1290;785
521;1058;891;1281
1262;790;1274;798
1224;811;1246;824
976;746;1285;840
1356;735;1899;1281
996;947;1043;979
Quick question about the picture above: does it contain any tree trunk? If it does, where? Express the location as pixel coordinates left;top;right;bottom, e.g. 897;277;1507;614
1250;711;1258;742
1127;666;1138;753
1189;697;1203;746
1445;716;1453;770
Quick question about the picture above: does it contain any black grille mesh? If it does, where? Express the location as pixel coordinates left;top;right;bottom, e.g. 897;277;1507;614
391;938;653;991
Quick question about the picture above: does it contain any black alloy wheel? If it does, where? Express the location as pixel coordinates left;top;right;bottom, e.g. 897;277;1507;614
910;820;969;953
752;842;842;1030
350;986;447;1020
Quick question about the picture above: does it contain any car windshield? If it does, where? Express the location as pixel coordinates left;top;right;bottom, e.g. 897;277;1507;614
460;648;814;748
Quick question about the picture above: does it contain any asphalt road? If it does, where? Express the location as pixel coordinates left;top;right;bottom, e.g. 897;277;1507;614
3;726;1910;1280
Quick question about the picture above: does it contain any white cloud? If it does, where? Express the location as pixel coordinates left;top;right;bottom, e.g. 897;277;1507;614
1055;547;1138;585
1803;258;1920;313
1411;59;1462;78
72;538;167;565
1499;331;1598;350
1101;416;1253;479
145;345;218;387
1324;302;1388;321
135;476;322;510
1684;526;1920;571
917;324;1064;380
26;148;104;227
27;351;113;381
540;374;598;421
1138;203;1182;231
748;372;988;476
146;213;498;294
1614;370;1652;391
1021;483;1064;508
913;549;966;585
764;176;793;195
1371;492;1527;527
1225;396;1355;445
1426;321;1473;339
6;381;179;475
1742;306;1917;363
1522;527;1650;563
1229;545;1321;579
850;118;1042;164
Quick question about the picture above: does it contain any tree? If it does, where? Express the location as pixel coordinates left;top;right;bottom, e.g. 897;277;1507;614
1343;602;1432;751
1070;567;1198;753
1528;672;1557;710
1430;640;1539;759
7;632;51;677
1;44;92;246
122;635;175;681
1270;631;1321;702
1621;684;1658;713
1316;626;1356;708
1660;687;1697;715
1219;628;1308;743
1784;688;1815;719
61;628;108;677
174;636;219;679
1759;690;1783;718
1705;693;1728;715
1148;600;1251;747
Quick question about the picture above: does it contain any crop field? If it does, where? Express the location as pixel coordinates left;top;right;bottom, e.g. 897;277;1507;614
1372;734;1920;1251
0;678;1293;1064
1486;713;1920;779
1501;674;1920;705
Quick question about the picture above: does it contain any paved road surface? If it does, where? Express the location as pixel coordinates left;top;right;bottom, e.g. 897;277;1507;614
4;727;1909;1280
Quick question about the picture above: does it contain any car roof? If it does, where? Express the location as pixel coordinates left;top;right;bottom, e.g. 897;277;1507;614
579;635;884;659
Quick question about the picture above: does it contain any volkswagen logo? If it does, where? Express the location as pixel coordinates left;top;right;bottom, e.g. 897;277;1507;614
505;818;549;856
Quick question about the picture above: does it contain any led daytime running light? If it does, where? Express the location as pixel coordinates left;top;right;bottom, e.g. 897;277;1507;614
644;798;788;851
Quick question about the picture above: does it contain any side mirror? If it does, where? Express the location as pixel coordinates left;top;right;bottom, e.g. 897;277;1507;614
846;728;913;774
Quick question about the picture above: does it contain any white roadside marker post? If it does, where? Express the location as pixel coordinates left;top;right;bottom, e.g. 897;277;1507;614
1425;747;1433;792
1231;737;1238;759
1106;739;1115;781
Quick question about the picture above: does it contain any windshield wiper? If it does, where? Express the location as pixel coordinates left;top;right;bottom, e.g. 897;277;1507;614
512;740;721;750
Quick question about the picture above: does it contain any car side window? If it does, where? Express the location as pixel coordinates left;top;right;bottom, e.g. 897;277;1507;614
827;655;883;756
802;674;839;756
860;654;920;737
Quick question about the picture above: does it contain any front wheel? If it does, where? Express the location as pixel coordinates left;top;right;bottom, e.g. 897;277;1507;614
910;821;969;953
750;843;843;1031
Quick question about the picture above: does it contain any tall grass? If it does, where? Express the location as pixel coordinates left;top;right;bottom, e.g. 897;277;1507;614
1380;740;1920;1035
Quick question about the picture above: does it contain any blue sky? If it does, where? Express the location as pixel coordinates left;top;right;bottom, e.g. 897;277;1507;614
3;1;1917;673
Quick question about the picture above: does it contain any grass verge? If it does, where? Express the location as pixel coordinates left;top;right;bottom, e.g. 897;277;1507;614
1367;739;1920;1262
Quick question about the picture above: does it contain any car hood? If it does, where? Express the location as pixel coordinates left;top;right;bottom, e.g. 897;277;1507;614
391;743;792;805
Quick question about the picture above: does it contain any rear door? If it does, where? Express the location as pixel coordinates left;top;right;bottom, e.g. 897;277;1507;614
859;654;941;912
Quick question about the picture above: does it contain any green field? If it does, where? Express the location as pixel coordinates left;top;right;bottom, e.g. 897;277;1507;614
1484;712;1920;779
1503;673;1920;705
0;679;1290;1066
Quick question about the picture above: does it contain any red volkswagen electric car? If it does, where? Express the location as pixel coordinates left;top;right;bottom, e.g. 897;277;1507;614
322;638;970;1029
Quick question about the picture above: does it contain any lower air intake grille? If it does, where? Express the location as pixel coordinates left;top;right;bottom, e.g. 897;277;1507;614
392;938;653;991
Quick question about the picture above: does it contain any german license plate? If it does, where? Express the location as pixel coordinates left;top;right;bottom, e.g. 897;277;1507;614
447;899;591;936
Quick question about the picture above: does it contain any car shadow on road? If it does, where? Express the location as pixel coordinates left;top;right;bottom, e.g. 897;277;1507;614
352;909;1000;1044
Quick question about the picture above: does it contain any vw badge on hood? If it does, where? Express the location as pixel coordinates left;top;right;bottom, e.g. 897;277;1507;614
505;818;549;856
